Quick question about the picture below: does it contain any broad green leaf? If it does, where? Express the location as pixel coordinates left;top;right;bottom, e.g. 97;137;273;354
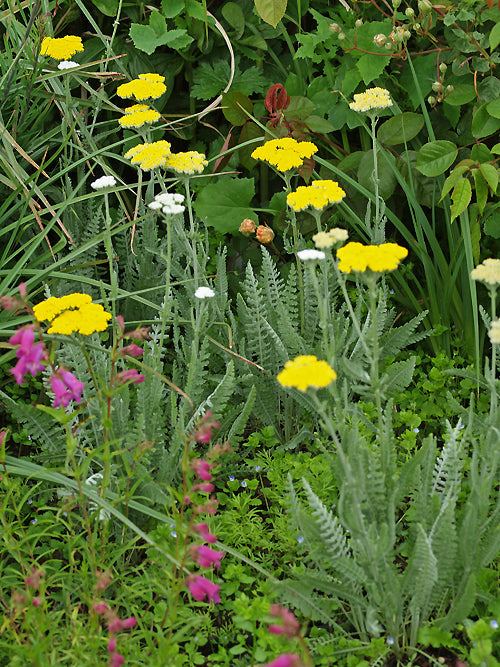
222;2;246;39
471;143;492;162
492;143;500;155
486;99;500;119
450;177;472;222
286;96;315;120
185;0;208;21
472;169;488;215
357;149;396;200
439;164;470;202
479;163;499;193
489;21;500;51
442;84;476;106
399;52;436;109
221;91;253;126
129;19;193;55
471;103;500;139
416;141;458;177
254;0;287;27
377;112;424;146
356;53;391;85
305;115;334;133
193;177;257;233
150;9;167;36
90;0;118;17
483;205;500;238
161;0;184;17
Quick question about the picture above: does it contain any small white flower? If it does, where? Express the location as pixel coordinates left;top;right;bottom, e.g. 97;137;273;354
154;192;185;206
194;286;215;299
58;60;79;70
91;175;117;190
162;204;185;215
148;201;163;210
297;249;326;261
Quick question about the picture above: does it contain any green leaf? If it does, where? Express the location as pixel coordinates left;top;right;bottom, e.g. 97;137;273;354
377;112;424;146
484;205;500;238
450;177;472;222
473;169;488;215
129;14;193;56
356;53;391;86
440;83;476;106
161;0;184;18
357;149;396;200
193;177;257;233
479;163;499;193
439;164;470;201
222;2;246;39
254;0;287;27
486;98;500;119
90;0;118;17
489;21;500;51
286;96;315;120
492;143;500;155
305;115;334;133
416;141;458;177
221;91;253;126
472;103;500;139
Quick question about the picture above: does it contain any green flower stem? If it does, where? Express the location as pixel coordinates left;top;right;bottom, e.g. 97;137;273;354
311;208;323;234
183;177;199;284
284;171;306;335
490;286;497;417
103;191;117;328
334;265;371;358
157;215;173;363
366;272;385;441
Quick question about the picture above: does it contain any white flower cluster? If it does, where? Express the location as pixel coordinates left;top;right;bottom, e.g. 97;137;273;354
58;60;79;70
194;286;215;299
91;175;117;190
297;249;326;261
149;192;185;215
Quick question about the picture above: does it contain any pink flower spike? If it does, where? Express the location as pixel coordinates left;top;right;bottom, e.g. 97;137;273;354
193;523;218;544
93;601;109;615
108;616;123;633
187;575;220;603
10;327;35;355
61;370;85;402
111;653;124;667
117;315;125;332
107;637;117;653
32;596;42;607
19;283;27;298
120;344;143;357
269;605;300;638
191;544;224;569
194;483;215;493
114;369;145;385
264;654;302;667
191;458;213;481
50;370;84;408
121;616;137;629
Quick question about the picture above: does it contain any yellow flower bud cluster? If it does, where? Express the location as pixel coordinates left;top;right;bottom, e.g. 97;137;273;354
277;355;337;392
337;242;408;273
251;137;318;172
33;294;111;336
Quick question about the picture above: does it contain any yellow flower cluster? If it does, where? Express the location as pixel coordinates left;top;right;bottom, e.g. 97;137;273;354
277;355;337;392
163;151;208;175
118;106;161;128
33;293;111;335
40;35;84;60
251;137;318;172
124;140;172;171
287;180;346;212
116;73;166;101
349;87;393;113
337;242;408;273
313;228;349;249
470;258;500;286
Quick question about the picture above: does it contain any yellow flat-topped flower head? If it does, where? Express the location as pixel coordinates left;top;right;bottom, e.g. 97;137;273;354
349;87;393;113
277;355;337;392
163;151;208;175
124;140;172;170
471;258;500;286
33;293;111;335
41;35;84;60
118;107;161;128
287;179;346;211
337;242;408;273
116;74;166;101
251;137;318;172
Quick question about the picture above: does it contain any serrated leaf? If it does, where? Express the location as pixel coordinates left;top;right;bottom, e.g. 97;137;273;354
161;0;184;18
489;21;500;50
356;53;391;86
479;163;498;193
193;177;257;233
221;91;253;126
416;141;458;177
254;0;286;27
439;164;470;202
377;112;424;146
286;96;315;120
473;170;488;215
382;357;416;396
450;177;472;222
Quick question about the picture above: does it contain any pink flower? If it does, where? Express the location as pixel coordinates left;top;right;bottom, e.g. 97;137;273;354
121;616;137;629
193;523;217;544
191;458;213;481
9;341;46;385
268;605;300;638
119;344;143;357
10;327;35;355
114;369;145;385
93;601;109;614
32;596;42;607
107;637;117;653
50;370;85;408
187;575;221;603
191;544;224;569
193;483;214;493
264;654;301;667
111;653;124;667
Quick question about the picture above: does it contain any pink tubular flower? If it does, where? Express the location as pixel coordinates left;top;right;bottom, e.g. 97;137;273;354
111;653;124;667
191;458;213;481
114;368;145;385
107;637;117;653
121;616;137;629
10;327;35;355
193;483;215;493
93;601;109;615
193;523;217;544
50;370;85;408
187;575;220;603
264;654;301;667
10;344;46;385
191;544;224;569
119;344;143;357
268;605;300;638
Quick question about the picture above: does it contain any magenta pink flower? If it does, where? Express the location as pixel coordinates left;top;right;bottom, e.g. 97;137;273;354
187;575;221;603
191;544;224;569
10;343;46;385
193;483;215;493
50;370;85;408
119;344;143;357
110;653;124;667
268;605;300;638
10;327;35;355
114;369;145;385
191;458;213;481
193;523;217;544
120;616;137;629
93;601;109;614
264;654;301;667
107;637;117;652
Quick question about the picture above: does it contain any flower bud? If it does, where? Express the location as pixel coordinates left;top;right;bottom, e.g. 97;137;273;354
385;42;394;50
418;0;433;12
392;0;401;7
239;218;256;236
337;31;346;40
256;225;275;244
446;84;454;93
373;33;387;46
328;22;340;33
403;30;411;39
439;62;447;73
405;7;415;17
431;81;444;93
427;95;436;105
355;18;363;27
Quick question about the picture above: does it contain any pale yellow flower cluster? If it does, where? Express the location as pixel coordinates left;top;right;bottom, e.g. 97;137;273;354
117;73;166;101
313;228;349;249
470;258;500;286
349;87;393;113
287;180;346;212
33;294;111;335
337;242;408;273
489;319;500;345
41;35;84;60
251;137;318;172
277;355;337;392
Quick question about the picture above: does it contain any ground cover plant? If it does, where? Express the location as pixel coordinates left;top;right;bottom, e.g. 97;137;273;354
0;0;499;665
